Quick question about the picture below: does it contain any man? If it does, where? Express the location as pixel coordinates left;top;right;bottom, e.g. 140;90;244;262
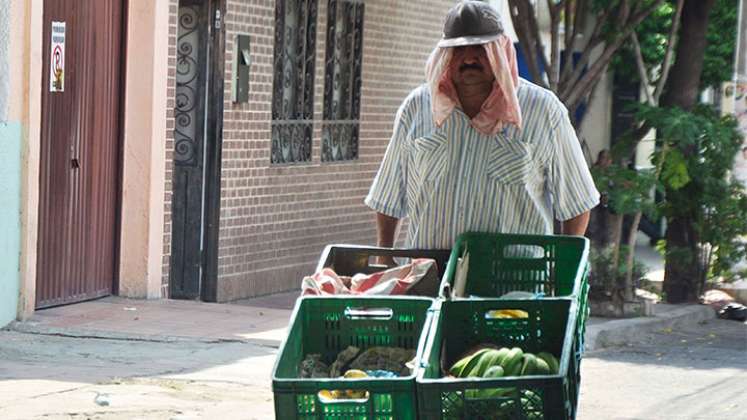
365;1;599;250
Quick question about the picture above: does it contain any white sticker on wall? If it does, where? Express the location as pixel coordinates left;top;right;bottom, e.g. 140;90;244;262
50;21;66;92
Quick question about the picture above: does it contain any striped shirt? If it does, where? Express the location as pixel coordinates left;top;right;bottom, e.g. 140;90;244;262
365;78;600;249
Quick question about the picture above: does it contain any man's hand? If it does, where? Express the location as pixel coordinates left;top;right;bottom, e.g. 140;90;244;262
375;213;400;266
560;211;590;236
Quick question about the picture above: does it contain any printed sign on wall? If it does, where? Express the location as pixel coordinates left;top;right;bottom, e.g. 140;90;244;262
49;21;66;92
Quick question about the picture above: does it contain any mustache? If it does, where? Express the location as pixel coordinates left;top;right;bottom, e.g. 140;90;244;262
459;62;484;72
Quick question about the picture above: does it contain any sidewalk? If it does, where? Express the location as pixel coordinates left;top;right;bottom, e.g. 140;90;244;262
585;303;715;351
9;293;298;347
6;291;716;351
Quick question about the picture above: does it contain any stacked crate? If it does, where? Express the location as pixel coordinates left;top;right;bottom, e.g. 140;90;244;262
271;233;590;419
421;232;590;420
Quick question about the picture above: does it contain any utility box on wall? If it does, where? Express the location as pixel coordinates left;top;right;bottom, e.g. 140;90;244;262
232;34;250;103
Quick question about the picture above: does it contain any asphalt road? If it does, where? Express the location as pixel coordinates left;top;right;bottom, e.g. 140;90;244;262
578;318;747;420
0;318;744;419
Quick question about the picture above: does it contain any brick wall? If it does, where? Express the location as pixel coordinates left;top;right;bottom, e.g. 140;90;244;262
162;0;453;301
162;0;178;294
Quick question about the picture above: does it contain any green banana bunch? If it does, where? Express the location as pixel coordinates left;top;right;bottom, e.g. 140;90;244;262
448;347;559;378
447;345;561;412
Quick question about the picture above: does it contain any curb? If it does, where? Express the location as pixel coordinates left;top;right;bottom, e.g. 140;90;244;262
584;304;716;351
6;321;283;348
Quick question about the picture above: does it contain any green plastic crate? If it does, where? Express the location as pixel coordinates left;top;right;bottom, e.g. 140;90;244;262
439;231;590;355
576;264;590;354
439;232;590;300
272;296;436;420
417;298;581;420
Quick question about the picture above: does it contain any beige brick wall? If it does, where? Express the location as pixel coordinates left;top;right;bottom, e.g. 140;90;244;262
162;0;453;301
162;0;178;293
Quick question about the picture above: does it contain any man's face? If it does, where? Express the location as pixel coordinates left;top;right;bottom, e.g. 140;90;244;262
450;45;494;87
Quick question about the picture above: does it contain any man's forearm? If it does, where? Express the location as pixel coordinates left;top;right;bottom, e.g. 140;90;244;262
376;212;400;247
560;211;590;236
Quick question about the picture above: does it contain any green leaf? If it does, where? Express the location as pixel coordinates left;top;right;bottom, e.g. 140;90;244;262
660;149;690;190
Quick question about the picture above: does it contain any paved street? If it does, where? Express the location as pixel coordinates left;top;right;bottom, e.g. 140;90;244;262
579;318;747;420
0;331;278;419
0;316;744;419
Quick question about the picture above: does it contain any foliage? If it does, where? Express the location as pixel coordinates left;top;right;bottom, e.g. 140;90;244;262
610;0;737;89
635;104;747;282
610;1;675;83
702;0;738;89
591;163;658;217
508;0;667;120
658;148;690;189
588;245;648;301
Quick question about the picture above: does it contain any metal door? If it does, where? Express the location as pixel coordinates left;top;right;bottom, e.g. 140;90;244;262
37;0;123;308
170;0;223;300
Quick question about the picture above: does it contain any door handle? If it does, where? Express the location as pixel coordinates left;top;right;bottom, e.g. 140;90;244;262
71;158;80;169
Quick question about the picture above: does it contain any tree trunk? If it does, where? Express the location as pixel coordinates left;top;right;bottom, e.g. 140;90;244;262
663;214;700;303
660;0;716;303
587;206;611;249
624;212;643;302
660;0;717;109
609;213;624;273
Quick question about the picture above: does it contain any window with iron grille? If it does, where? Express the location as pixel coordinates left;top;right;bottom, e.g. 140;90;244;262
321;0;364;162
271;0;318;164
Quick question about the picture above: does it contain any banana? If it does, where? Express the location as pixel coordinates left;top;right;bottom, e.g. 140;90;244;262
473;349;502;377
497;390;543;418
501;347;524;377
343;369;368;379
520;353;538;376
449;355;472;377
482;365;504;378
449;349;481;377
458;348;492;378
493;347;511;368
506;309;529;318
537;352;559;374
482;385;518;401
346;389;368;399
534;358;551;375
341;369;368;399
318;390;335;401
486;309;529;319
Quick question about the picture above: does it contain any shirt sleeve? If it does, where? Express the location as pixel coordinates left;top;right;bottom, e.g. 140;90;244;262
364;101;411;219
547;107;600;221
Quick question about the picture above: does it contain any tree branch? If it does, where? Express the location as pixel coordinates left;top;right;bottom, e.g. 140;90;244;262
564;0;572;48
564;0;667;108
615;0;632;30
547;0;562;89
624;210;643;302
526;0;551;82
631;32;656;105
560;0;588;89
509;0;546;86
559;5;612;96
565;42;619;110
654;0;684;102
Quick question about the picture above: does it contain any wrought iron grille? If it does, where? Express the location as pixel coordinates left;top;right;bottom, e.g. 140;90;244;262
271;0;318;164
322;0;364;162
174;4;204;166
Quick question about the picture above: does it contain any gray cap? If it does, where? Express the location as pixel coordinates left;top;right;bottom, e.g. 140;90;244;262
438;1;504;48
